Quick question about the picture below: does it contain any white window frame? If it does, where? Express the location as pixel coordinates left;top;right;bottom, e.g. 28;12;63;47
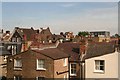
94;60;105;73
36;59;46;70
14;76;22;80
63;58;67;66
64;75;66;80
14;59;22;70
70;63;77;76
12;45;17;55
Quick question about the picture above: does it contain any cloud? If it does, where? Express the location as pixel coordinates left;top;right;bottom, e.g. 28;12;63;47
60;3;77;8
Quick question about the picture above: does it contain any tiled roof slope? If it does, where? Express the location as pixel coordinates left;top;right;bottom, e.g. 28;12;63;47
85;42;115;59
17;27;37;41
57;42;80;61
33;48;69;60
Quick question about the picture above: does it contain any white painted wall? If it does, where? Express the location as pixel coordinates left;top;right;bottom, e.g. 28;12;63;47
118;51;120;80
0;56;2;79
85;51;119;79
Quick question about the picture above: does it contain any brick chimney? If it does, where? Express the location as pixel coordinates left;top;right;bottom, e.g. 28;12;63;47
6;31;10;36
79;39;88;60
1;29;3;33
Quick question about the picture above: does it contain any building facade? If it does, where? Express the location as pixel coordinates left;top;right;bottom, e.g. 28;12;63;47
85;42;120;80
7;48;69;80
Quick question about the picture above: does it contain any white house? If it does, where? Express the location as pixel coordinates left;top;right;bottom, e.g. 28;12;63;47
85;42;120;80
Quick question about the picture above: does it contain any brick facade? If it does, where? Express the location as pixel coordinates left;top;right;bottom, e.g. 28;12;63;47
7;49;69;79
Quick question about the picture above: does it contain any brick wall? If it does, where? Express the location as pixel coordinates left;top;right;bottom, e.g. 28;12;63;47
7;50;54;79
54;58;69;78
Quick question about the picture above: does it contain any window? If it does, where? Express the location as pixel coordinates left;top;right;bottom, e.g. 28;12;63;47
3;56;7;62
17;37;21;42
14;59;22;70
64;75;66;80
12;37;16;42
14;76;22;80
12;45;17;55
36;77;45;80
70;63;77;76
64;75;68;80
63;58;67;66
95;60;105;72
37;59;46;70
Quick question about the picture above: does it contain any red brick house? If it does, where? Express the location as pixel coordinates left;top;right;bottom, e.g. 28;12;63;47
7;48;69;80
57;42;80;79
8;27;38;52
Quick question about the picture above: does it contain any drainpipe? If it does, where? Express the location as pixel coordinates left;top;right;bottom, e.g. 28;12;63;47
81;63;83;80
68;56;70;80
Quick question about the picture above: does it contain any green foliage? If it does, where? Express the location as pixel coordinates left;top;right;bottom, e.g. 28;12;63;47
115;34;120;38
78;31;89;37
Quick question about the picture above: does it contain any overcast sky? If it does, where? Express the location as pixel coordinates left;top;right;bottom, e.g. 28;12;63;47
2;2;118;35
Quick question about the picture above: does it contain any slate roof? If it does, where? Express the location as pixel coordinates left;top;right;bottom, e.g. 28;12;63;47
33;48;69;60
57;42;80;61
85;42;115;59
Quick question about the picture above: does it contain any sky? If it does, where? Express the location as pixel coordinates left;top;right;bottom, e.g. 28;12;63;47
1;2;119;35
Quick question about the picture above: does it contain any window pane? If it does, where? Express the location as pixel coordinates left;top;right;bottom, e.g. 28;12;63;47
95;60;99;65
71;63;76;75
14;59;22;67
100;66;104;70
95;65;100;70
38;77;45;80
15;76;22;80
95;60;104;71
38;60;45;68
100;61;104;65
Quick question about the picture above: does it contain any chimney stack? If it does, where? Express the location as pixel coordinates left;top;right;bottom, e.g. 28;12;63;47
6;31;10;34
6;31;10;36
1;29;3;33
37;29;39;34
31;27;34;30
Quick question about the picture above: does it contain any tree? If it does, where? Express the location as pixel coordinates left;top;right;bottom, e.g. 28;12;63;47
115;34;120;38
78;31;89;37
